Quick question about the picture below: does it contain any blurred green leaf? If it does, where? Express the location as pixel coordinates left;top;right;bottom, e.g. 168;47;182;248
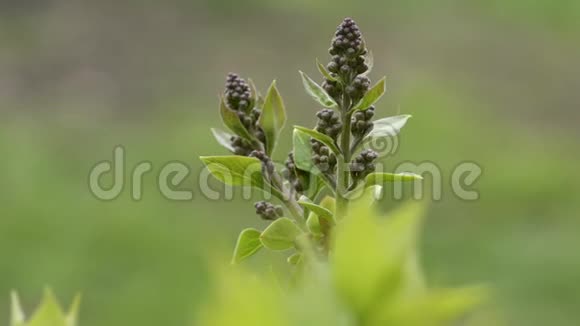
294;126;340;155
292;129;316;172
10;290;81;326
210;128;235;153
332;200;425;314
352;77;386;111
316;58;337;82
260;217;302;250
200;156;283;200
232;228;263;264
259;80;287;155
287;253;303;266
27;289;67;326
370;286;488;326
365;172;423;186
197;268;288;326
248;78;262;110
11;292;25;326
345;184;383;208
297;196;334;223
65;295;81;326
219;96;255;142
306;211;322;236
299;71;338;109
319;196;336;212
364;115;412;140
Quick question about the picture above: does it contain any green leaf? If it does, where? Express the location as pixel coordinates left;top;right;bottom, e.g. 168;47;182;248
319;196;335;212
306;211;322;236
231;228;263;264
297;196;334;223
301;196;335;237
332;200;426;313
219;96;255;142
248;78;262;109
259;80;287;155
294;126;341;156
316;58;337;82
345;185;383;208
11;292;25;326
210;128;235;153
365;172;423;187
27;289;67;326
65;295;81;326
292;129;316;172
303;174;330;199
200;156;283;200
352;77;386;111
299;71;338;109
364;115;412;140
260;217;302;250
371;286;488;325
287;252;303;265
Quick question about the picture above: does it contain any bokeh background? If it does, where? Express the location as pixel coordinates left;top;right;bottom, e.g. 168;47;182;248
1;0;579;325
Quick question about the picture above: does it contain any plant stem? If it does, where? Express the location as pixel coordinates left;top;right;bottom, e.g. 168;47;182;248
336;92;352;220
271;171;305;223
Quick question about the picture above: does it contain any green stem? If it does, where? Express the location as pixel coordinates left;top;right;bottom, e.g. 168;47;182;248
336;92;353;220
271;171;305;224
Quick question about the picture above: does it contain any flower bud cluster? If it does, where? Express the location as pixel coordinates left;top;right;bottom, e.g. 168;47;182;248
315;109;342;140
311;140;337;173
224;73;266;153
225;73;252;112
345;76;371;102
350;149;378;181
322;79;341;102
327;18;368;81
230;135;254;156
254;201;283;220
249;150;275;175
351;106;375;138
284;153;305;193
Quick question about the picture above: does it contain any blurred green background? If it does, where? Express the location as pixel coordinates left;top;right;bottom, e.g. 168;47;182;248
1;0;579;325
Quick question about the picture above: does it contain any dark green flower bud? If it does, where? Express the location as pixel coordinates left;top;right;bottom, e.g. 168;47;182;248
351;106;375;138
327;62;339;73
230;136;253;156
254;201;283;221
350;148;379;181
322;79;341;100
225;73;252;112
310;139;337;174
250;150;274;174
315;109;343;140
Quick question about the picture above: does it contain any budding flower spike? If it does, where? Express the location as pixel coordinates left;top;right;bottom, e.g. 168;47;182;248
196;17;484;326
201;17;422;267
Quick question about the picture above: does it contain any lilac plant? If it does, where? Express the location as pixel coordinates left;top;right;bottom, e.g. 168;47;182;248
201;17;420;263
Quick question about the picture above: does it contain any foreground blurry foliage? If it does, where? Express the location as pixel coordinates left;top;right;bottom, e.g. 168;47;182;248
198;200;487;326
10;290;79;326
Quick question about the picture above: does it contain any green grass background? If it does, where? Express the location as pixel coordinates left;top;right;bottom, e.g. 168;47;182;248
0;1;579;325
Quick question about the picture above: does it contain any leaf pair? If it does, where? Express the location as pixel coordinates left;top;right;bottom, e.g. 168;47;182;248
299;70;386;112
232;218;303;264
299;196;335;236
11;289;80;326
